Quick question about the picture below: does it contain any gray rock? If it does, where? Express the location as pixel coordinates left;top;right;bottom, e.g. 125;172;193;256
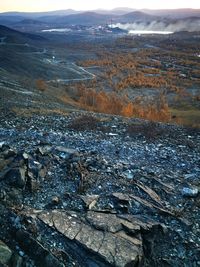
55;146;79;160
182;187;199;197
122;170;134;179
51;196;60;205
0;142;9;152
4;167;26;188
22;152;29;160
0;142;5;149
38;210;144;266
37;146;52;156
81;195;99;210
38;166;47;179
7;188;23;205
29;178;40;193
0;240;12;265
3;149;17;159
28;159;42;179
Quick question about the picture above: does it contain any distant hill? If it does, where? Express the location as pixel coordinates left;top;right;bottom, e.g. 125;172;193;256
120;11;158;22
0;25;49;78
143;8;200;19
92;7;135;15
16;19;46;25
0;9;79;18
0;10;80;26
30;11;160;26
110;7;135;14
40;12;115;25
12;19;48;31
0;25;46;42
0;15;27;26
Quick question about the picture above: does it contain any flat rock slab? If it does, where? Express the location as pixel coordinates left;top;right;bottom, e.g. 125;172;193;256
36;209;159;266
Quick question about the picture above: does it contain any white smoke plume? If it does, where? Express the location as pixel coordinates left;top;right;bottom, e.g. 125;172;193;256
111;18;200;33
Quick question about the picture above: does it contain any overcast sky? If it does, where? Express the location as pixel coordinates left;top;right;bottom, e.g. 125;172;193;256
1;0;200;12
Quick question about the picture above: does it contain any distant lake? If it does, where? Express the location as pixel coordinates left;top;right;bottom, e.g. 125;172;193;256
128;30;173;35
41;28;71;32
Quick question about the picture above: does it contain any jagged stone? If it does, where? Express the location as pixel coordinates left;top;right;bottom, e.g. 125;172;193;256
0;240;12;265
37;146;52;156
22;152;29;160
38;210;144;266
181;187;199;197
4;167;26;188
133;182;162;204
38;166;47;179
0;143;10;152
54;146;79;160
0;142;5;149
6;188;23;206
0;159;9;174
81;195;99;210
28;159;42;179
51;196;60;205
3;149;17;159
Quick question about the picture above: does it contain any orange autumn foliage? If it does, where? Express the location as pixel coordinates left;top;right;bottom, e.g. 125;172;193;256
74;88;171;122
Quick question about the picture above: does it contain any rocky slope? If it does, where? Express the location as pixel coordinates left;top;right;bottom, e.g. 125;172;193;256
0;107;200;266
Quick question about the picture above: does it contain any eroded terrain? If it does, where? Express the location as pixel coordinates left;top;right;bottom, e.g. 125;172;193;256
0;103;200;266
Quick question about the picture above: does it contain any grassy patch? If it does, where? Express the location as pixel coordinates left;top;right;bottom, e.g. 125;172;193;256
68;115;103;131
126;121;165;140
12;107;69;117
171;109;200;128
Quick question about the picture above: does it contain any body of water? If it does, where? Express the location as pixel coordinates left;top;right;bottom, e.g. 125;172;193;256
41;28;71;32
128;30;173;35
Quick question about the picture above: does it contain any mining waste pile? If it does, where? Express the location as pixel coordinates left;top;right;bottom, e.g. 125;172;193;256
0;106;200;267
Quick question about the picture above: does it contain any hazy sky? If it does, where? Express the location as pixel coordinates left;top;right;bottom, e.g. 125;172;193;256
1;0;200;12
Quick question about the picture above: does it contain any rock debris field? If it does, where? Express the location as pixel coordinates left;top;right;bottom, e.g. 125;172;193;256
0;110;200;267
